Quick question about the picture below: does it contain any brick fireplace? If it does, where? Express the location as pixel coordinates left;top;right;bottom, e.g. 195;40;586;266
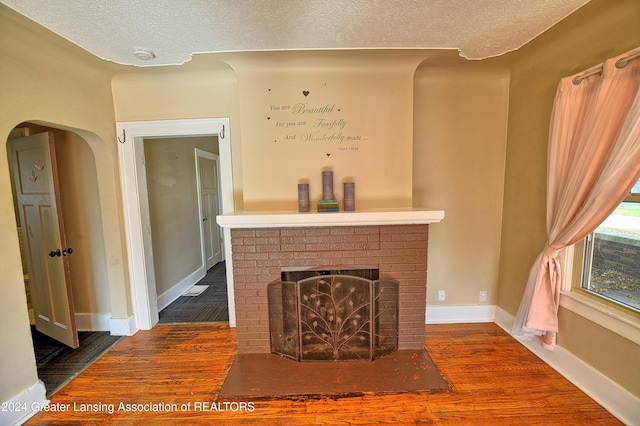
217;210;444;354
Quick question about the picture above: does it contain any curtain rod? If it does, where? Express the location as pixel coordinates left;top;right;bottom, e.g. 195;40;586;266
572;50;640;85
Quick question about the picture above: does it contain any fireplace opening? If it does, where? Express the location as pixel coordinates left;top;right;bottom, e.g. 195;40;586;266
281;268;379;282
268;269;398;362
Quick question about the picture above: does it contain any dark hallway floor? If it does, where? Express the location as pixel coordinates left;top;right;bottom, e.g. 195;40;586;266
158;261;229;323
31;327;122;396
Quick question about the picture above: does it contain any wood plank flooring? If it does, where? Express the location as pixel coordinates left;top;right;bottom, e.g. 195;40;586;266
27;323;622;425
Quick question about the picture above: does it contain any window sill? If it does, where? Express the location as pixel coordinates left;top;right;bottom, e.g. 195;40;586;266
560;291;640;345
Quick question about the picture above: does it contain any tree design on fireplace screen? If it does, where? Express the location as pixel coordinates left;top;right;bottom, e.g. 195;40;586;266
268;274;398;361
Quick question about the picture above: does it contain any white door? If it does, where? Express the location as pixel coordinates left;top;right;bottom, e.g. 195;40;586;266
11;132;79;348
196;149;223;269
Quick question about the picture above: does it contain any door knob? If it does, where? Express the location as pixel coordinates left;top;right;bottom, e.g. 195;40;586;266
49;249;61;257
63;248;73;256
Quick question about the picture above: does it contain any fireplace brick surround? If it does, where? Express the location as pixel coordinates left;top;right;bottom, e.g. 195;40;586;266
229;224;431;354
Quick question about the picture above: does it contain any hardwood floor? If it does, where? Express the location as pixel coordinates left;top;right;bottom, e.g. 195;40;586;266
27;323;621;425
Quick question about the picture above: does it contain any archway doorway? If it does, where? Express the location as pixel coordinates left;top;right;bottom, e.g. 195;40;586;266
6;122;118;395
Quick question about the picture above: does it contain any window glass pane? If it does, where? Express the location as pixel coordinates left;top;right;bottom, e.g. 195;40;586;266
583;202;640;312
632;179;640;194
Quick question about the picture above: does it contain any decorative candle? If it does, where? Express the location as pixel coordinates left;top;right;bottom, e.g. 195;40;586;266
298;183;310;212
344;182;355;211
322;171;334;200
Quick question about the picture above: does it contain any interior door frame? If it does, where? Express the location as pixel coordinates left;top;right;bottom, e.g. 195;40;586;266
195;148;224;270
117;118;235;330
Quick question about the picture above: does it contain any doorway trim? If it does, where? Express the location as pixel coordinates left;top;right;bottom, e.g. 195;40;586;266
117;118;235;330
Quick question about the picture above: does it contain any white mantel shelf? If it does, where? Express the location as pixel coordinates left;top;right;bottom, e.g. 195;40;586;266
216;208;445;229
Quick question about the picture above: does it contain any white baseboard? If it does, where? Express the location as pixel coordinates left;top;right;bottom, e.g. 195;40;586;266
156;267;206;311
1;380;48;426
75;313;111;331
109;315;137;336
495;307;640;425
74;266;206;336
426;304;496;324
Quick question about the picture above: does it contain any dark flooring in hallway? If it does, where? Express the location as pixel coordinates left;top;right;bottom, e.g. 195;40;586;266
158;261;229;323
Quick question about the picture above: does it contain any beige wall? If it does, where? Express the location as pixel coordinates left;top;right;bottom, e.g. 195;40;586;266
414;63;509;308
224;51;424;210
113;51;425;211
497;0;640;397
0;4;128;403
113;49;510;311
144;136;217;295
111;59;245;209
56;130;112;314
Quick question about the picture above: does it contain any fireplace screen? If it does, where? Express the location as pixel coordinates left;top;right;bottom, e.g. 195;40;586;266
268;274;398;362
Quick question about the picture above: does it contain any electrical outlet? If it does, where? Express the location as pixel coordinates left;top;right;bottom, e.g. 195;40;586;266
479;291;488;303
438;290;445;301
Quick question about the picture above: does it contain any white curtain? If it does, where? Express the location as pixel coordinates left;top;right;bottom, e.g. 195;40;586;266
512;48;640;350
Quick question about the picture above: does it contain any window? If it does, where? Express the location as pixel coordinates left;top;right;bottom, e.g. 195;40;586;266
579;179;640;313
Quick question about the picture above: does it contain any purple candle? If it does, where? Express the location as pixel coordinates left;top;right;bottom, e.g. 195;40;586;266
298;183;310;212
322;171;334;200
344;182;355;211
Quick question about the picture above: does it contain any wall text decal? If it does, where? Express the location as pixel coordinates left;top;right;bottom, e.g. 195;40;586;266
266;89;367;154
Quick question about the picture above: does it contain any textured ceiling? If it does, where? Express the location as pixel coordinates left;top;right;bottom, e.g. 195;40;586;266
1;0;591;67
